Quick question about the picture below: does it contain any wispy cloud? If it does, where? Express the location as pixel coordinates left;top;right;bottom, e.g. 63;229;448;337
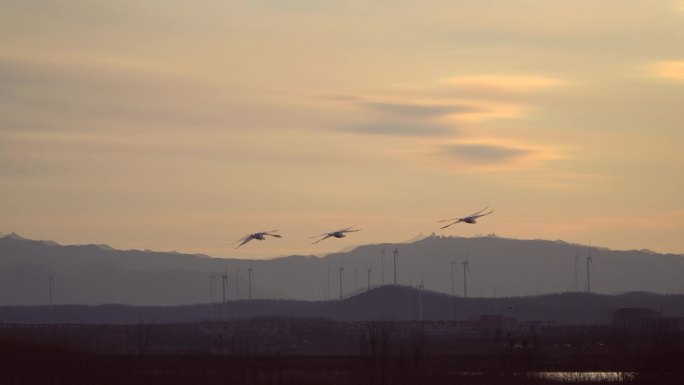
339;121;453;136
359;101;481;118
650;61;684;81
442;143;533;164
333;99;480;137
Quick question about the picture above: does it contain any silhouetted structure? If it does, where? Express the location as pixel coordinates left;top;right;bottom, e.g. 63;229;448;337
393;248;398;285
586;247;593;293
248;264;253;300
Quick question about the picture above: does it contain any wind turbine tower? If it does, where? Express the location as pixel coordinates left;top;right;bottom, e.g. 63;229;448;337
418;273;424;321
48;271;54;309
462;257;471;298
367;268;372;291
235;267;240;300
209;270;216;304
393;248;399;285
221;268;228;319
450;261;456;296
326;267;331;300
380;249;385;285
574;249;579;292
339;259;344;301
586;247;593;293
248;264;253;300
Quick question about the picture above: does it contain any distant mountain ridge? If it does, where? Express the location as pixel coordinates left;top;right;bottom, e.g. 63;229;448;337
1;233;682;306
2;285;684;325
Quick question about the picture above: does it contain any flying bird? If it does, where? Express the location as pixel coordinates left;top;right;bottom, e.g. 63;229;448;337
438;207;494;229
308;226;360;244
233;230;282;249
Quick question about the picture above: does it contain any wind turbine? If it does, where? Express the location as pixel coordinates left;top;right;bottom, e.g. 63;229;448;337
574;249;579;292
326;266;331;301
235;266;240;300
248;264;254;300
450;260;457;297
418;273;425;321
380;249;385;285
221;268;228;319
450;260;457;319
48;271;54;310
339;258;344;301
462;249;471;298
367;267;372;291
209;270;216;305
586;246;593;293
393;248;399;285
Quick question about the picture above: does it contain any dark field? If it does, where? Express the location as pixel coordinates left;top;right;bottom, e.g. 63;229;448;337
1;317;682;385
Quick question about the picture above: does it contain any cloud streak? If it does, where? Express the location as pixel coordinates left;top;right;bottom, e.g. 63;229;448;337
442;143;533;164
359;101;481;118
339;121;453;136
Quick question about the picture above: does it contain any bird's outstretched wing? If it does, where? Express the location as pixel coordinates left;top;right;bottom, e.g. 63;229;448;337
235;237;254;249
472;210;494;219
437;217;461;223
468;206;489;217
308;232;332;239
339;226;360;233
312;234;333;244
264;233;282;238
232;234;251;245
439;220;463;229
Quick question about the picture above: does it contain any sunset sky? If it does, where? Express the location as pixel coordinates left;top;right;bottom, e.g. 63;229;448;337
2;0;683;258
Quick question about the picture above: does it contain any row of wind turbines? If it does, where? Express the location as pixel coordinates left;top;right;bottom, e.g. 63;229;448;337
209;241;597;308
218;207;599;305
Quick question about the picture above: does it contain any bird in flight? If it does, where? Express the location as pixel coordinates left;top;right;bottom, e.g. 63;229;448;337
308;226;360;244
233;230;282;249
438;207;494;229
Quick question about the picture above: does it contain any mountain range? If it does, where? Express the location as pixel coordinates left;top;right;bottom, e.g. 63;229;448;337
1;233;682;306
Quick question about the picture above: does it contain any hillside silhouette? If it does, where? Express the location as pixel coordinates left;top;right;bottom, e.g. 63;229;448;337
1;233;683;306
3;285;684;325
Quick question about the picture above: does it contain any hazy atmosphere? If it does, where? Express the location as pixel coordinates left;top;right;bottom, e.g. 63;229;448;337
2;0;683;258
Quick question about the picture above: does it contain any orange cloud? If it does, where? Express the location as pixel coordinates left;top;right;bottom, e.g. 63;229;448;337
651;61;684;81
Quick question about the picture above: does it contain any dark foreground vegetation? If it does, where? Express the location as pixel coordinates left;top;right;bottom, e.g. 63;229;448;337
1;317;682;385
